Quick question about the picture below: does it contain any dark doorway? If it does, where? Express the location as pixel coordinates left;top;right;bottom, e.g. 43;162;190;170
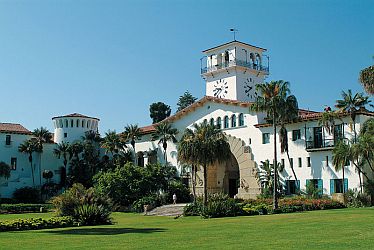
228;179;238;198
313;127;323;148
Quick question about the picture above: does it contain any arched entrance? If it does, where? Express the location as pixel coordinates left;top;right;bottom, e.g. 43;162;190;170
223;153;239;197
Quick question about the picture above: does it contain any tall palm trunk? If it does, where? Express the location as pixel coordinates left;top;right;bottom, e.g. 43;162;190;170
39;153;42;187
358;171;363;194
203;164;208;206
286;151;298;181
163;141;167;164
342;166;345;193
29;154;35;187
273;111;278;209
192;165;196;203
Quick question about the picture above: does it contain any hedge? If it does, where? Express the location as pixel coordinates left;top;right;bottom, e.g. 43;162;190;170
0;204;54;214
0;217;76;232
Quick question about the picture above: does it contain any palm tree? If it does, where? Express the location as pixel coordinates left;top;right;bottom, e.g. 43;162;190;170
359;65;374;95
277;92;299;182
152;122;178;163
257;160;284;195
82;130;101;144
33;127;53;187
178;122;230;206
332;141;351;193
68;141;84;161
0;161;11;197
318;108;339;135
335;89;370;142
53;142;70;171
250;80;292;209
123;124;141;164
18;139;38;187
101;131;123;158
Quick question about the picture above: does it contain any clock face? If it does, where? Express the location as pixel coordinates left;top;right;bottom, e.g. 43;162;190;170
213;79;228;98
244;78;257;99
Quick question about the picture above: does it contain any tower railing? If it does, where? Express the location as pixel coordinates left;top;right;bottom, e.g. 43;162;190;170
201;59;269;74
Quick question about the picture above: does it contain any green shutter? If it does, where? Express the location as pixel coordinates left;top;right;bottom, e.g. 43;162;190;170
306;179;310;190
330;179;335;194
285;181;290;195
296;180;300;193
344;178;348;193
318;179;323;195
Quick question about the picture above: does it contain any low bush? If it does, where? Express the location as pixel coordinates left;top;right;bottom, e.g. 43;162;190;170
13;187;40;203
345;189;371;208
132;194;164;212
0;204;53;214
0;216;76;232
165;180;192;204
184;199;203;216
51;183;112;226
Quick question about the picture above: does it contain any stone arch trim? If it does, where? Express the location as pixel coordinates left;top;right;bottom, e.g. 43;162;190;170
225;134;261;199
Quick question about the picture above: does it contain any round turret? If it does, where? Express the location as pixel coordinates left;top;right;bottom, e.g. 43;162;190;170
52;113;100;144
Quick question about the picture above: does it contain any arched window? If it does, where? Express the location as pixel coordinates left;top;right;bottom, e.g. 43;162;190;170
231;114;237;127
87;120;91;129
255;54;261;69
65;119;68;127
224;50;229;65
59;119;63;128
239;113;244;126
210;118;214;126
216;117;222;129
224;116;229;128
82;120;85;128
70;119;74;127
76;119;80;128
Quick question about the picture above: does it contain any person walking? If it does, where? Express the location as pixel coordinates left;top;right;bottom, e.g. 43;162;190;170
172;193;177;204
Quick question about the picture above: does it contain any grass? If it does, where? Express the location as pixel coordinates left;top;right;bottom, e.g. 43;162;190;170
0;208;373;249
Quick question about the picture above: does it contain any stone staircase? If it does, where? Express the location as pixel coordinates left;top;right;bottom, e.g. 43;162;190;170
147;203;188;217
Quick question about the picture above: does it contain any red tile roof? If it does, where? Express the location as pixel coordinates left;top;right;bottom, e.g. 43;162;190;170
52;113;100;120
0;123;32;134
202;40;267;53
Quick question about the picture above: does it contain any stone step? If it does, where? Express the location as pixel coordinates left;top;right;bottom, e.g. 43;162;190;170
147;203;188;216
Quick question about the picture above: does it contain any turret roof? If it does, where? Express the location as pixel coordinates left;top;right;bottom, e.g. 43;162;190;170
52;113;100;120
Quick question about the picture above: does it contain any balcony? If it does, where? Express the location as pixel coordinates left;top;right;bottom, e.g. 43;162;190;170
201;59;269;74
306;138;346;152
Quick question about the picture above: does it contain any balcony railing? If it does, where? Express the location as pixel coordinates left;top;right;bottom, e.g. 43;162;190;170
201;59;269;74
306;138;346;151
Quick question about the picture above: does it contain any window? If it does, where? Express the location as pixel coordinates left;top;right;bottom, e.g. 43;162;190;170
298;157;302;168
64;133;68;138
76;119;80;128
292;129;301;141
289;158;294;168
5;135;11;146
306;179;323;195
87;120;91;129
216;117;222;129
330;179;348;194
239;113;244;126
285;180;300;195
224;116;229;128
231;115;237;127
334;124;343;142
71;120;74;127
210;118;214;126
10;157;17;170
59;120;63;128
262;133;270;144
326;156;329;167
307;157;311;167
65;120;68;127
82;120;85;128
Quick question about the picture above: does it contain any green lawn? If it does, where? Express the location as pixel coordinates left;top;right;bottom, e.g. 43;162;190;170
0;208;373;249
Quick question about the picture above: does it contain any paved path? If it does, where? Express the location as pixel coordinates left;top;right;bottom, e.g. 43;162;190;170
146;203;188;216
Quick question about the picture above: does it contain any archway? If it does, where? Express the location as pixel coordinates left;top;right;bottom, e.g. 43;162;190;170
223;153;240;197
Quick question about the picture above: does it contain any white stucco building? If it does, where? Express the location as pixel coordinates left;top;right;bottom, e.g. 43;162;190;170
0;40;372;200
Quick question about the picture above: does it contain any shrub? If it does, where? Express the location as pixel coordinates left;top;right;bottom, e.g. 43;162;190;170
13;187;40;203
0;204;53;213
132;194;164;212
0;216;76;232
183;198;203;216
51;183;112;225
346;189;371;208
165;180;192;203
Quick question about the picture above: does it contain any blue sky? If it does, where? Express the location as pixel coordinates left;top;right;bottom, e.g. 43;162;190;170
0;0;373;134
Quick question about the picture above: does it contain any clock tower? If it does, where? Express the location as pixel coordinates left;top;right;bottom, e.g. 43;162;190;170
201;40;269;102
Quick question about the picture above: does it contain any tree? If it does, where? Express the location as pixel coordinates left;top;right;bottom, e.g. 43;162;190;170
54;142;70;169
177;91;197;112
257;160;284;197
335;89;370;142
150;102;171;124
18;139;38;187
250;80;292;209
332;141;351;193
318;108;339;135
101;131;123;158
33;127;53;187
152;122;178;163
0;161;11;197
178;122;230;206
123;124;141;153
359;65;374;95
